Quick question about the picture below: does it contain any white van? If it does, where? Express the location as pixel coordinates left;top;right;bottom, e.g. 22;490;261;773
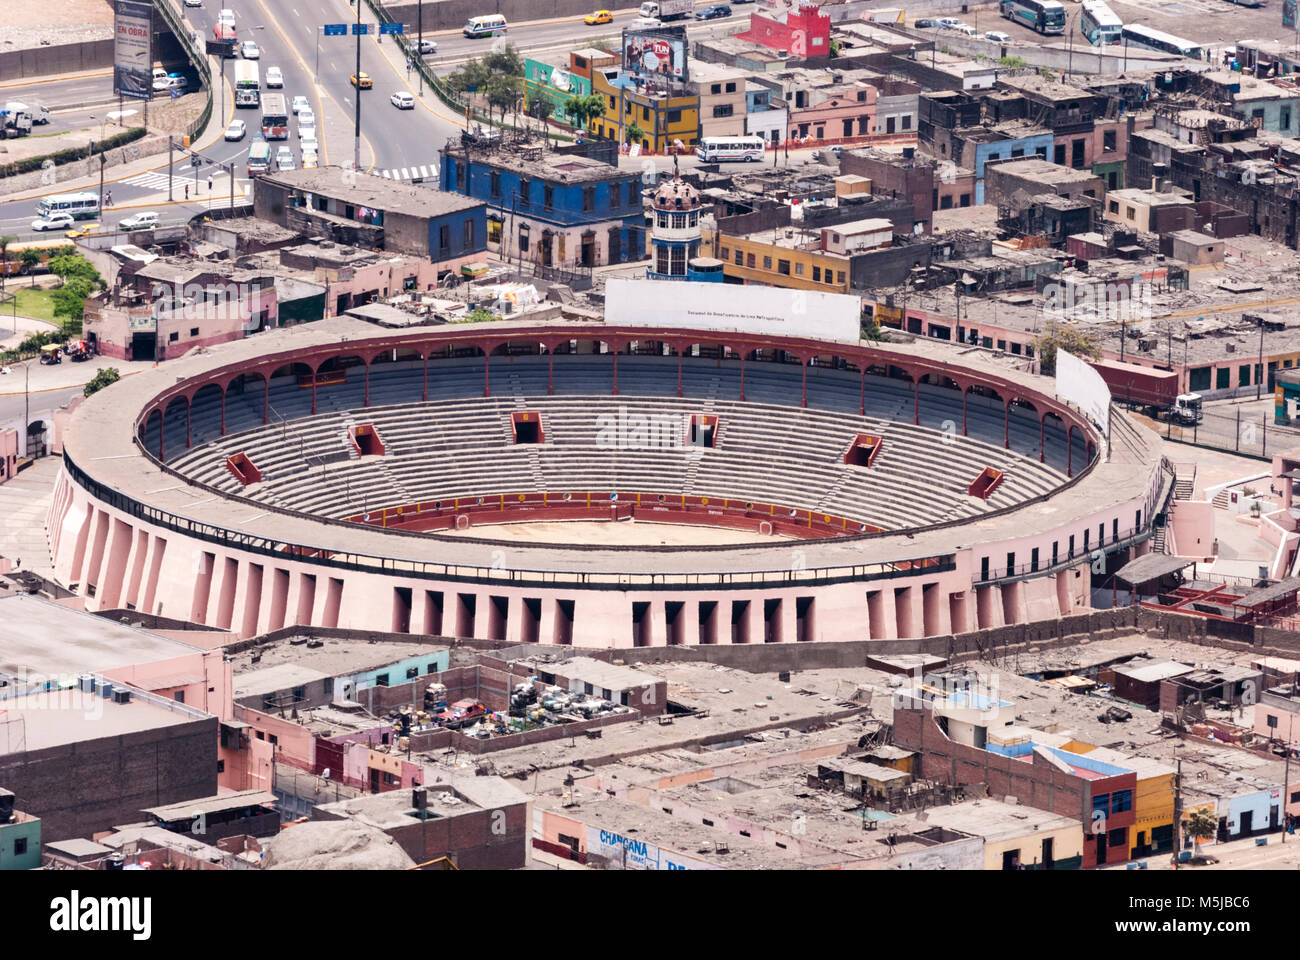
463;14;507;37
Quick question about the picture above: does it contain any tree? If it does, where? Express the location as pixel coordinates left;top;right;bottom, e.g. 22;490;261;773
1033;321;1101;376
52;276;95;328
47;253;101;286
829;38;841;59
83;367;121;398
19;248;42;275
625;121;645;148
528;94;554;124
1182;808;1217;856
0;234;14;291
485;70;523;128
860;314;888;342
564;92;605;132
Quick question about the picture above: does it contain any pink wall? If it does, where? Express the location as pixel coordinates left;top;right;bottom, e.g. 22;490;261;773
232;703;317;770
103;648;232;720
0;427;16;486
1170;499;1215;560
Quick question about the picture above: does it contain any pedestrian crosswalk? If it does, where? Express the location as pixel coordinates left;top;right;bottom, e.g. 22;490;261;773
121;171;183;191
376;163;438;182
118;171;251;206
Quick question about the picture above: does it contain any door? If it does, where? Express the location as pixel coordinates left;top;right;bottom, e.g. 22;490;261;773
1041;836;1054;868
581;231;596;267
1002;849;1020;870
1095;832;1107;864
369;768;380;793
1240;809;1254;836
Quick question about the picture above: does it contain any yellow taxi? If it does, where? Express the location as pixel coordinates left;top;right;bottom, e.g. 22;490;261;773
584;9;613;24
350;72;372;89
65;222;100;239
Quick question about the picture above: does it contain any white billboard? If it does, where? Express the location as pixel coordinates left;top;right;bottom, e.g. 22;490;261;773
114;0;153;102
585;826;717;870
1055;349;1110;440
605;278;861;344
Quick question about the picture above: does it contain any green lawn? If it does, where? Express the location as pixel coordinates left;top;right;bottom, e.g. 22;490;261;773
10;287;57;324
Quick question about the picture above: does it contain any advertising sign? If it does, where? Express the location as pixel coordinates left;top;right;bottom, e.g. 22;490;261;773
584;826;717;870
1286;0;1298;29
1055;349;1111;440
623;28;688;81
605;278;862;344
114;0;153;102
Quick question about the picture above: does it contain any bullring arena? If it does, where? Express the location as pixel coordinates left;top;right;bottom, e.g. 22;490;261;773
45;313;1171;648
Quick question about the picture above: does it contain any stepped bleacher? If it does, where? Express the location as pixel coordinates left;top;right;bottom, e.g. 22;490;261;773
158;356;1086;534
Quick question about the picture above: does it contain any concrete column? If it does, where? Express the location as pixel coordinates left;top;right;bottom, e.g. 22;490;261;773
505;594;524;644
538;596;558;646
780;596;798;643
679;599;701;647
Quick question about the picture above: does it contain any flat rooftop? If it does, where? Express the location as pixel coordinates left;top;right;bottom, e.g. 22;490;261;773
314;775;527;828
922;798;1079;842
233;663;332;700
985;158;1101;185
227;638;447;678
441;144;630;183
259;167;485;218
0;595;204;678
0;684;211;752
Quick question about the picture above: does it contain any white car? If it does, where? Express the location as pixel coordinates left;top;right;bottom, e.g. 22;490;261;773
291;95;310;114
276;146;295;170
985;30;1013;43
218;8;235;24
265;66;283;88
242;41;260;59
120;212;160;231
417;39;438;55
390;91;415;109
299;131;318;153
297;108;315;129
225;118;247;140
184;0;202;6
955;23;979;36
31;212;74;232
937;17;961;28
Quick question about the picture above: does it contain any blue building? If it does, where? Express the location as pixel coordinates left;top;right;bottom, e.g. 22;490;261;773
959;127;1057;205
647;174;703;281
440;142;644;268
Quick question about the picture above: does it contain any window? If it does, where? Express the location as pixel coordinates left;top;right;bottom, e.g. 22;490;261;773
1188;367;1211;391
1268;714;1279;728
626;180;638;207
292;685;306;702
1284;107;1293;130
174;690;185;703
1083;529;1090;552
464;218;475;250
1092;793;1109;818
711;83;721;94
1108;827;1127;848
1239;364;1252;387
518;178;530;208
439;223;450;254
519;227;529;253
981;556;990;581
671;213;686;229
14;838;27;857
1108;200;1119;214
763;255;772;270
902;115;911;130
1006;551;1015;575
1103;129;1116;152
168;332;179;343
1052;541;1059;565
712;104;734;118
795;262;804;275
582;186;594;212
1031;547;1039;572
725;82;736;93
746;253;755;268
857;90;866;102
544;184;554;210
190;327;199;337
960;194;970;207
324;677;334;695
1216;368;1230;389
455;161;466;188
406;666;419;679
1011;148;1024;158
1126;206;1135;221
667;109;682;124
812;265;821;282
217;759;225;774
836;271;845;284
375;673;389;687
490;170;501;198
1068;534;1075;557
940;194;953;210
608;95;615;108
777;259;790;275
1111;790;1132;813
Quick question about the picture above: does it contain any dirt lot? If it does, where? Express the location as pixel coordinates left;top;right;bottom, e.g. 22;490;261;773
0;0;113;49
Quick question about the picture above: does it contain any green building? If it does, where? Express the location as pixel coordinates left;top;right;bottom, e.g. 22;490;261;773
0;789;41;871
524;58;592;126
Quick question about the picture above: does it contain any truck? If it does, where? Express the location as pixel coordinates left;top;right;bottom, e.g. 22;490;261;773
0;107;32;138
638;0;692;21
1087;357;1204;425
4;101;48;125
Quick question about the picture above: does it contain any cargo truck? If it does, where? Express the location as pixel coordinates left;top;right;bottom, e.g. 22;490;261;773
1087;357;1203;425
639;0;693;21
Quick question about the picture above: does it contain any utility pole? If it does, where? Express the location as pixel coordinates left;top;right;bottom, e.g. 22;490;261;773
355;0;362;173
1283;741;1291;842
1171;753;1182;869
1256;315;1266;401
98;152;106;215
168;135;174;202
418;0;424;98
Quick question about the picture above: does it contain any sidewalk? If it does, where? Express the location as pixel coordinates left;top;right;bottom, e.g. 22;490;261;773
0;355;154;397
0;314;60;352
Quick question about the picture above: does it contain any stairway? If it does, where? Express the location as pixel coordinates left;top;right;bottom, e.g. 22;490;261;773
1174;475;1196;500
1213;489;1231;509
1152;525;1168;554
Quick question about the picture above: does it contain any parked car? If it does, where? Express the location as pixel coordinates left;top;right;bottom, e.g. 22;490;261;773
225;119;247;140
241;41;259;59
350;72;372;89
265;66;283;87
915;18;939;28
31;212;74;232
291;95;310;114
985;30;1013;43
584;9;613;23
696;4;732;19
955;23;979;36
437;699;488;729
417;38;438;54
390;91;415;109
119;211;159;231
937;17;961;28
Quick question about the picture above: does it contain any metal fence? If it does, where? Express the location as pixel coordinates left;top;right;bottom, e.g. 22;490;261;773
1160;406;1300;462
153;0;215;143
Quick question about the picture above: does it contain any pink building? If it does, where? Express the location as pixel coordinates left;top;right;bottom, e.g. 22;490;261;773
737;0;832;59
789;82;878;141
0;427;16;486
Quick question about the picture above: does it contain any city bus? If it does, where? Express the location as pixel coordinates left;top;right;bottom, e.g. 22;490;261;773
247;139;272;175
999;0;1066;35
696;135;765;162
1080;0;1122;45
260;92;288;140
35;191;100;220
1120;23;1207;60
234;60;260;109
463;14;508;38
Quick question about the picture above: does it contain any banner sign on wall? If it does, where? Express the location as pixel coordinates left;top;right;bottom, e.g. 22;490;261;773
605;278;861;344
114;0;153;102
585;826;717;870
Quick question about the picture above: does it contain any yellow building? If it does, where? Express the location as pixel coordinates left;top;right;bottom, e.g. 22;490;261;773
925;799;1085;870
707;226;852;293
591;67;699;154
1058;742;1177;858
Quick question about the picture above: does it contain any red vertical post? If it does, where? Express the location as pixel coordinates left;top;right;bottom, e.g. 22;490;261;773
220;388;226;437
859;370;865;416
364;361;370;408
676;352;683;397
913;379;919;425
548;352;554;395
422;354;428;402
612;350;619;396
263;378;269;424
801;363;807;408
1004;399;1010;449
